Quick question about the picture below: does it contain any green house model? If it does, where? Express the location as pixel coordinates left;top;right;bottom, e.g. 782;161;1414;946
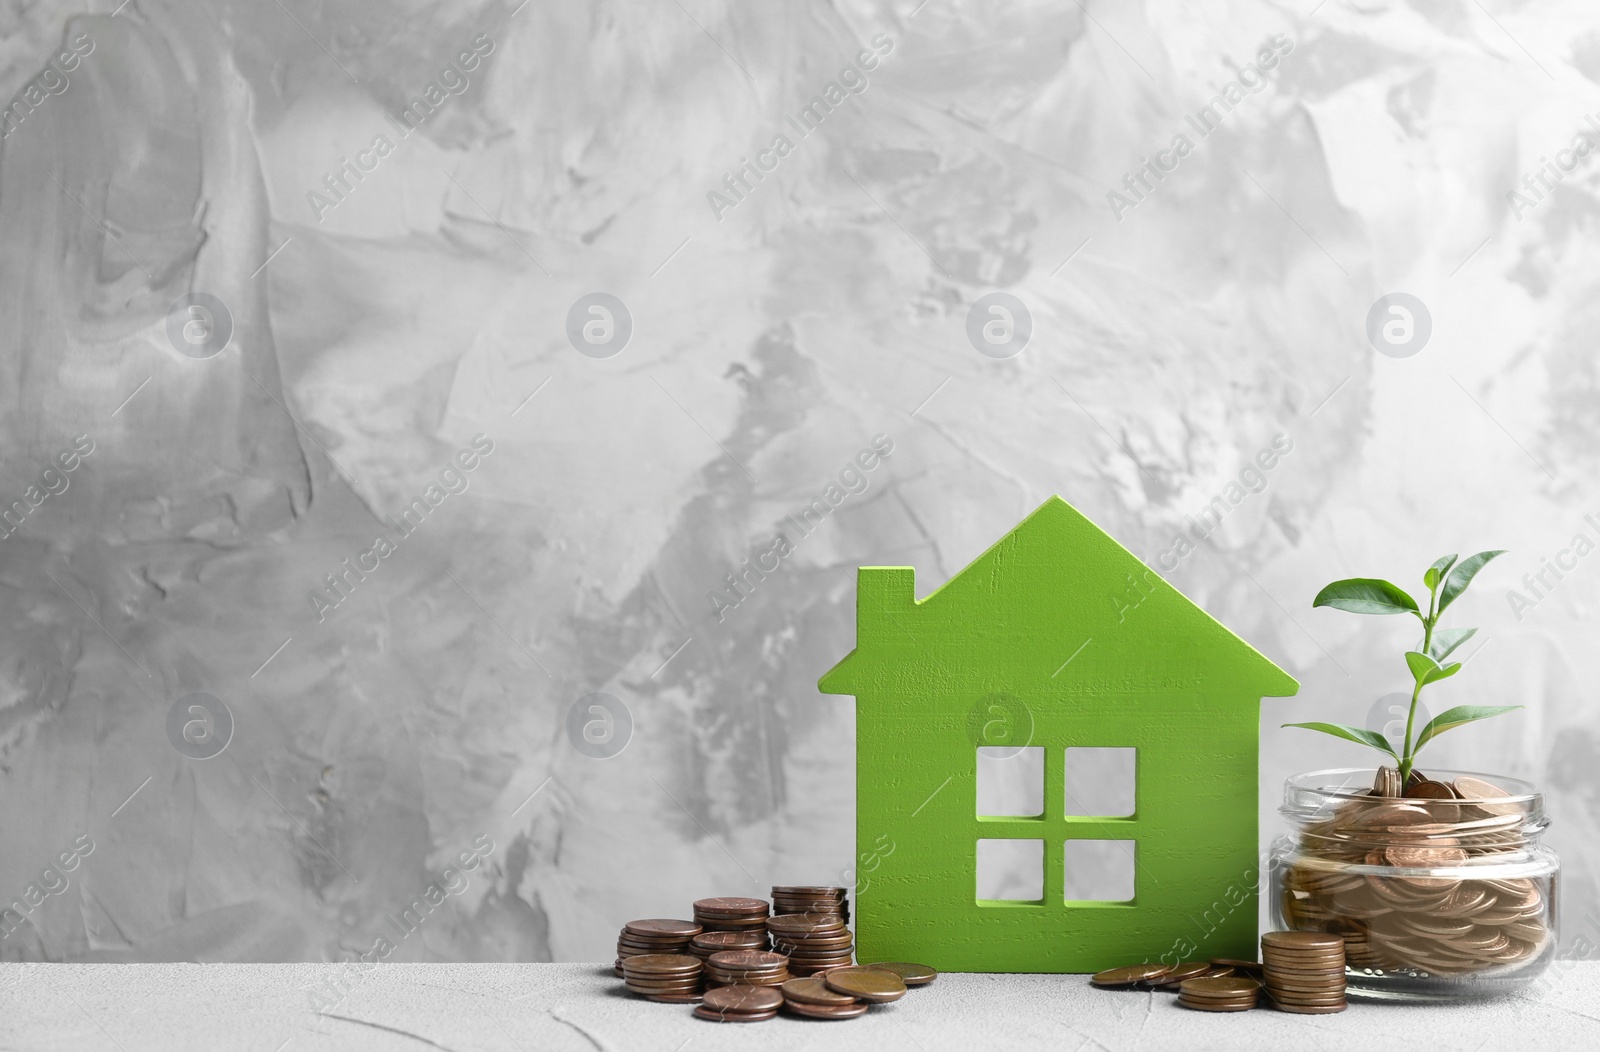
817;496;1298;972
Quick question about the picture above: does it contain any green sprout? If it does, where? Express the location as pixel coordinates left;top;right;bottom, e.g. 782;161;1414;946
1286;551;1521;784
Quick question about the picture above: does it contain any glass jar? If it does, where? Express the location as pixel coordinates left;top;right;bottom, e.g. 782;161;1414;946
1270;768;1559;1001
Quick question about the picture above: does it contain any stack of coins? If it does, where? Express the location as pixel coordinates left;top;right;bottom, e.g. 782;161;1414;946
1261;931;1346;1014
705;950;790;989
689;929;768;965
694;984;783;1023
1280;770;1551;976
693;897;770;934
1177;976;1261;1012
766;913;854;975
771;885;849;923
780;976;869;1020
614;919;702;976
621;954;704;1003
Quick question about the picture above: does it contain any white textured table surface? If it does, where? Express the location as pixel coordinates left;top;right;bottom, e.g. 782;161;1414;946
4;962;1598;1051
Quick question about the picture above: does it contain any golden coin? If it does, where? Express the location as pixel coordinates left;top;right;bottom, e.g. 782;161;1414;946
862;962;937;985
823;966;908;1002
1090;963;1172;987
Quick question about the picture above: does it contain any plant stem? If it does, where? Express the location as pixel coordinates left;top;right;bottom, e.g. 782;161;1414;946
1399;598;1439;783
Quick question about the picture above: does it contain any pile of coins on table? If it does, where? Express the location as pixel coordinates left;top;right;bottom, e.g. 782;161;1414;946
616;886;937;1024
1260;931;1347;1013
767;912;855;976
1280;769;1552;976
614;919;701;976
1092;934;1346;1015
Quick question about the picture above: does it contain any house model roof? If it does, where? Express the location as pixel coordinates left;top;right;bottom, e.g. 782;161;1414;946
818;495;1299;701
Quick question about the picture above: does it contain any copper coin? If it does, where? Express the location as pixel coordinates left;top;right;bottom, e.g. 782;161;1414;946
1178;997;1255;1012
1207;957;1261;971
1156;962;1212;984
693;932;767;950
1268;991;1348;1005
693;1006;777;1023
824;966;907;1002
1404;779;1459;800
702;984;784;1012
1091;963;1172;987
1261;932;1343;952
1180;977;1261;997
625;918;702;938
695;897;769;913
772;885;846;896
768;912;845;931
785;1000;869;1020
622;954;702;977
1452;776;1522;816
861;961;936;986
781;977;857;1006
709;950;787;969
1271;1001;1347;1014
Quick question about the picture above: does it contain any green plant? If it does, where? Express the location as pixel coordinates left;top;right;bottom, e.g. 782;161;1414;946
1286;551;1521;783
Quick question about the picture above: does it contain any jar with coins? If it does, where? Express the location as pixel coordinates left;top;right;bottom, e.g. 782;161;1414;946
1270;767;1558;1001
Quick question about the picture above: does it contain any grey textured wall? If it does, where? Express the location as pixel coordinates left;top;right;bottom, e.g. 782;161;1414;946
0;0;1595;966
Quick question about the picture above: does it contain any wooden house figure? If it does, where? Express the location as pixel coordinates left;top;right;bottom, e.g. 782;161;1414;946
817;496;1298;972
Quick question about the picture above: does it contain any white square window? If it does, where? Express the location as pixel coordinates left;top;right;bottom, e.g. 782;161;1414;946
1064;747;1136;816
977;746;1043;817
976;839;1043;902
1064;839;1136;902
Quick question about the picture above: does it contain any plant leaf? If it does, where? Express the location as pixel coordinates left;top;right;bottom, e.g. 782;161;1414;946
1313;578;1420;616
1405;650;1441;683
1422;661;1462;686
1413;705;1524;752
1438;550;1507;613
1282;722;1400;761
1426;554;1459;593
1429;627;1478;662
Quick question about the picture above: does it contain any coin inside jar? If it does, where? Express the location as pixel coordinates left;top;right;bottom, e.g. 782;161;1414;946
823;966;908;1003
